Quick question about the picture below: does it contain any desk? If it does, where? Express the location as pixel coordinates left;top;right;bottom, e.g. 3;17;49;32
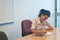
16;28;56;40
57;28;60;40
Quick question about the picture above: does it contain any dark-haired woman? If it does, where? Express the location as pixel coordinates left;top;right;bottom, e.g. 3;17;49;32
31;9;53;34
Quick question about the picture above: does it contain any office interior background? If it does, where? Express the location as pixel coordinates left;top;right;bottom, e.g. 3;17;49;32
0;0;59;40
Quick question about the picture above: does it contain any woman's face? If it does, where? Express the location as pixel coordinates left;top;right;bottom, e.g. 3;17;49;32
40;15;48;22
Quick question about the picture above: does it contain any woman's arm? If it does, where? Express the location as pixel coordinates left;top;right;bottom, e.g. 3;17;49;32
31;19;47;34
45;21;53;30
31;29;47;34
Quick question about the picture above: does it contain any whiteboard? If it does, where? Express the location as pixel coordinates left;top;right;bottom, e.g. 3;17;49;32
0;0;14;24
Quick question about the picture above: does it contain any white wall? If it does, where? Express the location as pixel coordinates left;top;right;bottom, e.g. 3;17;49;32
15;0;55;26
0;0;55;40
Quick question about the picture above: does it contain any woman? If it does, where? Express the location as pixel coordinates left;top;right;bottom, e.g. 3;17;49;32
31;9;53;34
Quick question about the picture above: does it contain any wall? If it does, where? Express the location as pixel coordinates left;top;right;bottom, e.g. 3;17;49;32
15;0;55;26
0;0;55;40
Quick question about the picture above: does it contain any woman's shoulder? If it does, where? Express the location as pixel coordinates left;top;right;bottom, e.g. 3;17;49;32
34;17;40;20
32;17;40;24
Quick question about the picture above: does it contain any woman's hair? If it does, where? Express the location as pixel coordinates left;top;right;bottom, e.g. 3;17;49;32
38;9;50;17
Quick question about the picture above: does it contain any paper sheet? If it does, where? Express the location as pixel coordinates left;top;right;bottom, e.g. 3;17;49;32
45;32;53;35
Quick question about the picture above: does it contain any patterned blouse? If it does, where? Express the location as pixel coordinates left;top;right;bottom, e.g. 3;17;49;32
31;17;52;30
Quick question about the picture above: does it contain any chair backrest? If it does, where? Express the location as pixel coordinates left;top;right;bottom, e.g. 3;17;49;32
0;31;8;40
21;20;32;36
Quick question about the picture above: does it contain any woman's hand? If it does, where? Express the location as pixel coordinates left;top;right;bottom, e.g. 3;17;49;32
36;28;47;35
31;28;47;35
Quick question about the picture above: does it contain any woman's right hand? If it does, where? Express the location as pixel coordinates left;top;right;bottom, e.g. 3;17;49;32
36;28;47;35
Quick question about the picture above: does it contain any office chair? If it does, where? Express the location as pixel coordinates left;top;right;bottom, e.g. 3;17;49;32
21;20;32;36
0;31;8;40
